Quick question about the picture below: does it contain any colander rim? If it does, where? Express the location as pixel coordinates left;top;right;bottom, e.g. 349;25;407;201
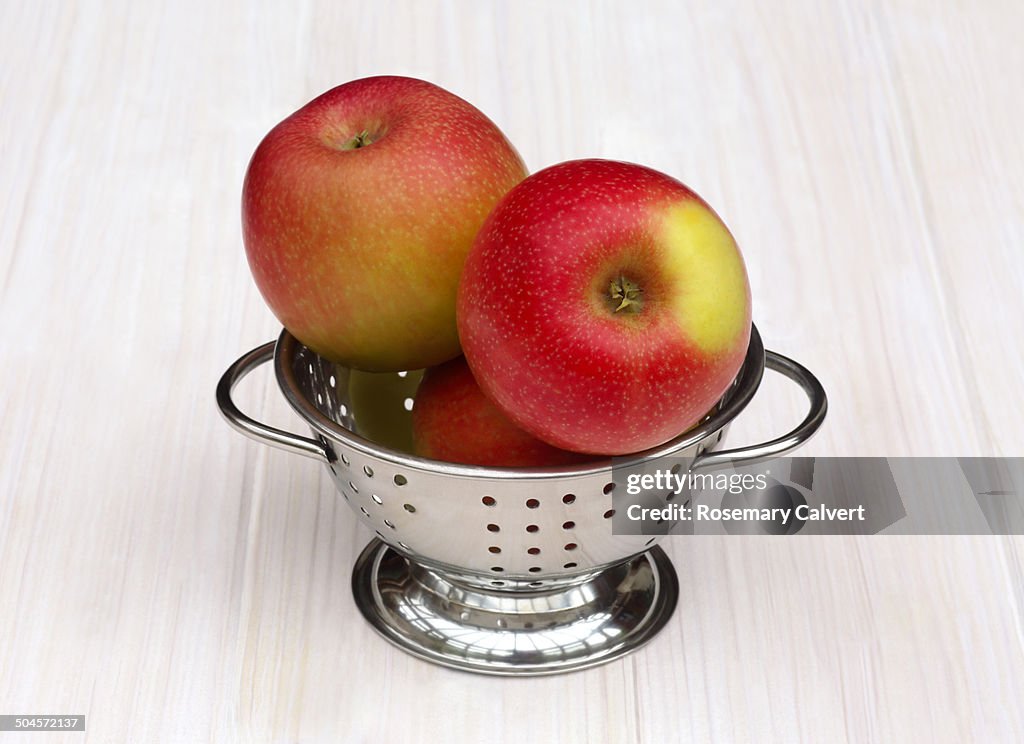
274;323;765;480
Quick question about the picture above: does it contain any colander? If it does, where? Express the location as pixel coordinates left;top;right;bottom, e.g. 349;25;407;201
216;324;826;675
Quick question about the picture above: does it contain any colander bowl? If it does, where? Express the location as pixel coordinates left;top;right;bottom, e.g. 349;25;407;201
217;324;826;675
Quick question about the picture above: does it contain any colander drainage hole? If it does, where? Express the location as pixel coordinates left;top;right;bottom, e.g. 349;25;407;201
481;496;496;507
496;618;508;629
341;454;350;466
397;541;411;550
491;581;505;587
359;507;370;518
363;465;374;477
526;524;539;533
562;521;575;530
528;567;542;573
528;582;542;588
563;562;578;569
604;509;615;518
527;547;540;555
383;519;396;529
486;523;500;532
603;482;616;494
526;498;540;509
488;546;501;554
370;494;382;505
490;566;504;573
562;494;576;504
394;474;407;486
348;481;358;493
403;503;416;513
564;543;578;551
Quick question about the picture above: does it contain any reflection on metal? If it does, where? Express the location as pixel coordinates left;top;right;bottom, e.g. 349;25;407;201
352;540;678;676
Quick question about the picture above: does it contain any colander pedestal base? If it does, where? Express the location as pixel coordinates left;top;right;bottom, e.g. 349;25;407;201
351;539;679;676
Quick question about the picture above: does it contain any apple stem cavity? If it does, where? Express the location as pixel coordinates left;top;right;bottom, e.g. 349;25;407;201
608;275;643;314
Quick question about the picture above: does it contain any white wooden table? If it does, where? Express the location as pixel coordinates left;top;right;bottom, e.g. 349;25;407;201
2;1;1023;741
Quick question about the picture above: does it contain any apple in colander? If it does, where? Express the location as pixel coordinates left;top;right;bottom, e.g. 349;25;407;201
242;76;527;372
411;357;588;467
457;159;751;456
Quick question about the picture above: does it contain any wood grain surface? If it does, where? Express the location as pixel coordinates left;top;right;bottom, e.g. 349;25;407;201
2;1;1023;741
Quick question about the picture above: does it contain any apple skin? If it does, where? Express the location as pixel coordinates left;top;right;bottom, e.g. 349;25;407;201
242;76;527;371
457;159;751;455
412;357;590;467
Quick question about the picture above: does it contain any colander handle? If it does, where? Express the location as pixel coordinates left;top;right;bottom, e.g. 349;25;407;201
216;342;331;462
693;350;827;470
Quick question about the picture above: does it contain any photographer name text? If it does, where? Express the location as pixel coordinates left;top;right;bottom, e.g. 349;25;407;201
625;502;867;523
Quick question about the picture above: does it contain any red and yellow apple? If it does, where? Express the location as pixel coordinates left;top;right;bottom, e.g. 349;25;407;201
412;357;588;467
457;159;751;455
242;76;527;371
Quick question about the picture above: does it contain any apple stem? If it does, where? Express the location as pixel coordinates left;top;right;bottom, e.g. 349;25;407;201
608;276;643;313
342;130;373;150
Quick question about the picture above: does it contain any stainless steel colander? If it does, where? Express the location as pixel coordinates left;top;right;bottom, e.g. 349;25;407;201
217;324;826;675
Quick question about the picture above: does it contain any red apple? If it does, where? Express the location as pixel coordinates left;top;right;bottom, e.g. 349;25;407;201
242;76;527;371
457;159;751;455
412;357;589;467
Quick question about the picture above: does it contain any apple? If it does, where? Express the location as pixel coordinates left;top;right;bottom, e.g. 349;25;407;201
412;357;589;467
242;76;527;371
457;159;751;455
